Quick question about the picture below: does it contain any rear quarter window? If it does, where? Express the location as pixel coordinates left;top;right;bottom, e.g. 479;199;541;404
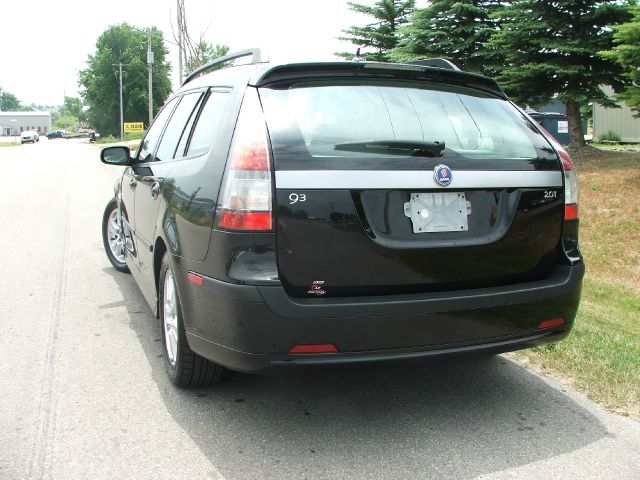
185;91;229;158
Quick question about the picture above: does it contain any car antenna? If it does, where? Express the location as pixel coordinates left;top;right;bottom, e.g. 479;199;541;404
352;48;364;63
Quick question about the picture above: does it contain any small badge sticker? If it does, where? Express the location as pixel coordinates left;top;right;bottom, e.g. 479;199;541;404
308;280;326;296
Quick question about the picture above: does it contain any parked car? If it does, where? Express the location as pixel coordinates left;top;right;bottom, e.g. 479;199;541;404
100;49;584;387
20;130;39;143
46;130;66;139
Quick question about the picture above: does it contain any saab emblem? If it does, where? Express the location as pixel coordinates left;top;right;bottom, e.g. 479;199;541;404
433;164;453;187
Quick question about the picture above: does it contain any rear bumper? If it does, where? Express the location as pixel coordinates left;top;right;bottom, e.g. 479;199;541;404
187;329;570;373
179;263;584;373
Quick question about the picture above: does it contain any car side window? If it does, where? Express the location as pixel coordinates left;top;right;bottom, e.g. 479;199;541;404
175;94;205;159
136;96;179;163
184;91;229;158
154;92;203;162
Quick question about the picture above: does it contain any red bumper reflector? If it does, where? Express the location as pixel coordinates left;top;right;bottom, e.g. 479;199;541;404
289;344;339;354
537;317;565;329
565;204;578;221
187;272;204;286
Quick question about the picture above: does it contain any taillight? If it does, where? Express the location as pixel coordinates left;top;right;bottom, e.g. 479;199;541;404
215;88;272;231
533;120;579;221
558;148;579;221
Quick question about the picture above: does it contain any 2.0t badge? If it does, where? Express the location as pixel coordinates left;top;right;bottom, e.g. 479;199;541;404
433;164;453;186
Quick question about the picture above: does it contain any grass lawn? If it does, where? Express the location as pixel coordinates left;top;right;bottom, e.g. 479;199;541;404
509;147;640;418
590;142;640;151
95;132;144;144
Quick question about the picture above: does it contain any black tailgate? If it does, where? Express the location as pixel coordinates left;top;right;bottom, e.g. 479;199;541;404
260;80;562;298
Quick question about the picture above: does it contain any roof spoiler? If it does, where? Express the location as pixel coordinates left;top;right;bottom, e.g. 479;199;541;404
182;48;267;86
254;62;506;99
405;58;461;71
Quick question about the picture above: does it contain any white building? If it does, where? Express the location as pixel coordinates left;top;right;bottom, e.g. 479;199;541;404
593;86;640;143
0;111;52;136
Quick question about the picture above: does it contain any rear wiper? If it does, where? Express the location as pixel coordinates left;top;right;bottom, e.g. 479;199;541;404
334;140;445;157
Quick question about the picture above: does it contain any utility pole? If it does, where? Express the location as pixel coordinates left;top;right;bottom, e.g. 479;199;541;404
114;63;126;139
147;30;154;127
177;0;183;84
118;63;124;139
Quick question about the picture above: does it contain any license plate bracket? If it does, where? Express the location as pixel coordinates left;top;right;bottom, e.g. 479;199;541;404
403;192;472;233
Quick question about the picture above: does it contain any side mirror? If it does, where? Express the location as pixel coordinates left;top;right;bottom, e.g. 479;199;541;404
101;146;132;166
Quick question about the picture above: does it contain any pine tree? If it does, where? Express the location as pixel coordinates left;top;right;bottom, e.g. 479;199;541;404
488;1;633;148
336;0;415;62
390;0;506;74
600;6;640;117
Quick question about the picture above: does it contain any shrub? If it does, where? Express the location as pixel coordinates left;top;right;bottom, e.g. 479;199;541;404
598;130;621;142
95;132;144;144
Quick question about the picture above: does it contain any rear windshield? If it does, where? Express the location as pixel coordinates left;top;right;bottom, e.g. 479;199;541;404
259;81;557;170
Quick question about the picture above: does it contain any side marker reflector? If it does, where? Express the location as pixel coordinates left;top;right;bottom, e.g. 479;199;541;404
289;344;339;354
187;272;204;286
538;317;565;329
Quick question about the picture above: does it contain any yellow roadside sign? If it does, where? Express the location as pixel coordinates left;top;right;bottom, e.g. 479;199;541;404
124;122;144;133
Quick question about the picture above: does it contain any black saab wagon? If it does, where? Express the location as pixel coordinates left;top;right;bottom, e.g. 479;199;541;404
101;49;584;387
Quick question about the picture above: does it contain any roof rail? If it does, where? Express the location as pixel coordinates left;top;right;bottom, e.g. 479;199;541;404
405;58;461;71
182;48;267;86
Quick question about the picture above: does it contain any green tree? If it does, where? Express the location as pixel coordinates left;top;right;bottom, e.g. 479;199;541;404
59;96;83;119
79;24;172;136
53;114;78;132
600;6;640;117
390;0;506;74
53;96;86;130
488;1;633;148
184;42;229;77
0;87;23;111
336;0;415;61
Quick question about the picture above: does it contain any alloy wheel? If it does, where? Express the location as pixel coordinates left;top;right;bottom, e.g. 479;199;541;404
106;209;125;263
163;269;179;367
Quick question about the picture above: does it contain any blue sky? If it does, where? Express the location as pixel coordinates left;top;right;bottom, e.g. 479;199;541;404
2;0;426;106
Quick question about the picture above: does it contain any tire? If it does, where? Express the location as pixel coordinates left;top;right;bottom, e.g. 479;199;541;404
159;252;224;387
101;198;130;273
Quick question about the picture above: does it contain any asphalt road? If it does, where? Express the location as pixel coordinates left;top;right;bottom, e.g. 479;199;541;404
1;138;639;480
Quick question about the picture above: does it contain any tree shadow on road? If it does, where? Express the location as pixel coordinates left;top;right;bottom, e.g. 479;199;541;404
104;267;606;480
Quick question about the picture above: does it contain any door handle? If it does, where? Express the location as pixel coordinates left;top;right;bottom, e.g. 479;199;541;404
129;178;137;189
150;182;160;198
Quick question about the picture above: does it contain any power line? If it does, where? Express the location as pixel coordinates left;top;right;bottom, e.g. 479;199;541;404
128;25;179;47
122;70;147;90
